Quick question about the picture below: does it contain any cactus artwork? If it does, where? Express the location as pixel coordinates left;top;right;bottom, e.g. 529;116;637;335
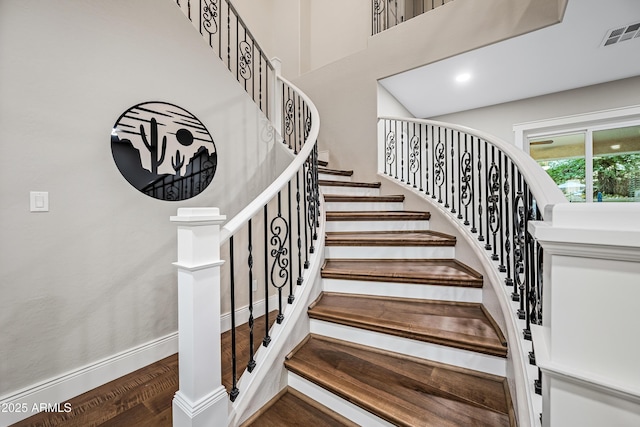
140;117;168;175
172;149;185;176
111;101;217;201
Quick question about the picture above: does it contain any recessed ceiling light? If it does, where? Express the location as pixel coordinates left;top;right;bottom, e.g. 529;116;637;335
455;73;471;83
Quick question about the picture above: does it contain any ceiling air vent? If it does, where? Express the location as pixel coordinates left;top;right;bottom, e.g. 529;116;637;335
602;22;640;47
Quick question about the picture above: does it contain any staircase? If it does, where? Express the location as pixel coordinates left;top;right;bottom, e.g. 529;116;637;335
241;161;516;427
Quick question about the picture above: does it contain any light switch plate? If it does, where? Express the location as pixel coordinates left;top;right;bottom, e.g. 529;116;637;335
30;191;49;212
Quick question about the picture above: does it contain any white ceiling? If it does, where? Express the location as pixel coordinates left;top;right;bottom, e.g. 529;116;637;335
379;0;640;118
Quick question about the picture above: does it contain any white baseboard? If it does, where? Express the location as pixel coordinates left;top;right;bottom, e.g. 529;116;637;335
0;332;178;427
0;298;277;426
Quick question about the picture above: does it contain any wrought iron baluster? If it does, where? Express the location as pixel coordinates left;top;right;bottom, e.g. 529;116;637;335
287;181;294;304
394;121;399;179
457;132;462;219
306;154;316;254
424;123;429;195
400;123;405;183
419;124;424;191
504;160;515;287
385;120;396;177
262;205;271;347
523;185;534;341
514;171;525;304
270;191;289;324
409;124;420;188
460;134;472;226
296;170;303;284
229;236;239;401
476;137;484;241
226;1;231;71
484;142;492;249
247;219;256;372
498;151;509;273
449;129;455;213
434;127;445;203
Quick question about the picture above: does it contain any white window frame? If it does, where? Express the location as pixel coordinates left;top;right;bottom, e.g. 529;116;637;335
513;105;640;202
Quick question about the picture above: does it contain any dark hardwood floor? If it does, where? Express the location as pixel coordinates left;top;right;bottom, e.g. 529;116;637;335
285;335;515;427
11;312;276;427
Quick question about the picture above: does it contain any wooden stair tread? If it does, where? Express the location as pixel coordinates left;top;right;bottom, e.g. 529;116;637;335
241;388;358;427
308;293;507;357
285;336;514;427
326;210;430;221
318;167;354;177
325;230;455;246
322;258;483;287
319;180;381;188
318;159;329;167
323;194;405;203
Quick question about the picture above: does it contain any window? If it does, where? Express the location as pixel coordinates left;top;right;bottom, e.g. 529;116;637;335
514;106;640;203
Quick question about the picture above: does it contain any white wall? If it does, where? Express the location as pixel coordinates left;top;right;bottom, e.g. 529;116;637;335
290;0;564;182
0;0;288;402
433;75;640;146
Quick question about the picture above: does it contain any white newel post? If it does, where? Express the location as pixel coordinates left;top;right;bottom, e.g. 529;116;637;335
529;203;640;427
171;208;228;427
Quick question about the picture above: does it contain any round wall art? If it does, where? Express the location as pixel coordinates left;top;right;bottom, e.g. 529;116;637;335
111;101;217;201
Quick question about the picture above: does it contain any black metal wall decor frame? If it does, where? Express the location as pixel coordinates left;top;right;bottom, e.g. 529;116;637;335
111;101;217;201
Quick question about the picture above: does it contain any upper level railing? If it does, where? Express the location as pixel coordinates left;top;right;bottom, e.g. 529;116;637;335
176;0;274;119
377;116;567;425
372;0;454;35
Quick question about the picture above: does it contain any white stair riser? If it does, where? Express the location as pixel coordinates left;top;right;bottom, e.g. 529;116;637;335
288;373;394;427
325;220;430;232
320;186;380;197
318;173;352;182
325;245;455;259
324;201;404;212
310;320;506;377
322;278;482;303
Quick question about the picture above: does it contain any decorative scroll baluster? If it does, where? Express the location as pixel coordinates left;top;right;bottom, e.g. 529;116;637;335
487;148;500;259
385;121;396;177
514;172;525;305
306;156;316;253
434;127;445;203
409;128;420;188
460;134;472;226
504;161;515;287
270;192;289;324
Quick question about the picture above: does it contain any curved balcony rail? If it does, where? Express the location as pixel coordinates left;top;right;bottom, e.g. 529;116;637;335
378;116;567;424
176;0;274;119
372;0;454;35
